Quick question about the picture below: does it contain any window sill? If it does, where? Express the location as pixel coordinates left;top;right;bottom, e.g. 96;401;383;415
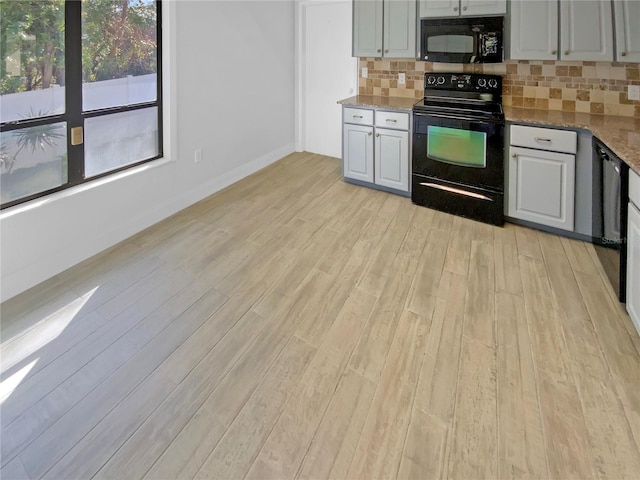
0;156;174;220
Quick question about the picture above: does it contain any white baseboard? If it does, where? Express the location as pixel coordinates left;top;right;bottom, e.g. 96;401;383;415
169;143;295;213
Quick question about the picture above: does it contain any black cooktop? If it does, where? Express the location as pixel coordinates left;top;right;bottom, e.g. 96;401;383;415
413;73;504;121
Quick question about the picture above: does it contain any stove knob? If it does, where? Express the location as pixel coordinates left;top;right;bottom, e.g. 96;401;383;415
488;78;498;88
437;76;446;85
477;78;487;88
427;75;436;85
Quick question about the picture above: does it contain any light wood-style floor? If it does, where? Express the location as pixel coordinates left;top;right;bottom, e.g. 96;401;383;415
2;152;640;480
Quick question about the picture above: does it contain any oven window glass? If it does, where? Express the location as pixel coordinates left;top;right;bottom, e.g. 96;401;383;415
427;35;474;54
427;126;486;167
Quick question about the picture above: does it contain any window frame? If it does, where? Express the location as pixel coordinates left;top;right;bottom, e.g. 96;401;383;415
0;0;163;210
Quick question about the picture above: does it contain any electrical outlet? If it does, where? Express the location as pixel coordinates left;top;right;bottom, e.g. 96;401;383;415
628;85;640;101
194;148;202;164
398;73;406;85
361;67;368;79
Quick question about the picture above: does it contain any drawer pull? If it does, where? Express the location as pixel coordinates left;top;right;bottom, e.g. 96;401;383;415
551;50;557;55
386;119;397;123
534;137;552;142
352;115;363;119
621;52;627;57
376;133;380;137
368;131;372;136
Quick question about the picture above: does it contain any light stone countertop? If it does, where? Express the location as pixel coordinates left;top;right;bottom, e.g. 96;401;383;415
337;96;640;175
338;95;418;111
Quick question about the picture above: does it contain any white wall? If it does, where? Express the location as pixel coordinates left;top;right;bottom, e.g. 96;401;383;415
0;0;296;302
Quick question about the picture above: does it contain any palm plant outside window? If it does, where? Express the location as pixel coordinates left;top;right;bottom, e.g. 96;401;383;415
0;0;162;209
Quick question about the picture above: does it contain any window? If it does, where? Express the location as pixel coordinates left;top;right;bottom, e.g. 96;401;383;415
0;0;162;209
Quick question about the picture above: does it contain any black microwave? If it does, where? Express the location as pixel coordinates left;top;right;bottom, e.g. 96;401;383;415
420;17;503;63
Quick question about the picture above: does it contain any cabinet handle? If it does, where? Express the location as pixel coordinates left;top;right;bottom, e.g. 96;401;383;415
564;50;570;55
385;119;397;123
462;6;467;10
368;132;372;136
511;153;517;158
352;115;363;119
622;52;627;56
376;133;380;137
377;49;381;53
551;50;557;55
384;49;389;53
453;6;458;11
534;137;552;142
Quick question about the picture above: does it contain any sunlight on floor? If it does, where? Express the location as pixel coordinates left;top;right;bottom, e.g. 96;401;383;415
0;287;99;400
1;359;38;404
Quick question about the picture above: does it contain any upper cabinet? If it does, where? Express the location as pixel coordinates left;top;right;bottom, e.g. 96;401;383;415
353;0;416;58
510;0;613;61
420;0;506;18
353;1;383;57
560;0;613;61
509;0;558;60
613;0;640;62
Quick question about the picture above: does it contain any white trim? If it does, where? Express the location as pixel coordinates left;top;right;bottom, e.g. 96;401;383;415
163;0;179;164
294;0;357;153
0;158;174;219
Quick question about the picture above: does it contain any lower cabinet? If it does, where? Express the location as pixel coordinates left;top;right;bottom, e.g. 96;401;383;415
342;107;410;194
627;169;640;334
507;125;577;232
508;146;575;231
343;123;374;183
375;128;409;192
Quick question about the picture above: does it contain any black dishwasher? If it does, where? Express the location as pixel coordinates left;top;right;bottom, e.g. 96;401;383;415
592;138;628;302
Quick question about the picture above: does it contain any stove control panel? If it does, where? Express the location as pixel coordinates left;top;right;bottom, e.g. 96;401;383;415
424;73;502;93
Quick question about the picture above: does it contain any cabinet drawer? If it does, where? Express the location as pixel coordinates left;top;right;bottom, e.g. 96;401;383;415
630;168;640;208
344;107;374;125
375;110;410;130
510;125;577;154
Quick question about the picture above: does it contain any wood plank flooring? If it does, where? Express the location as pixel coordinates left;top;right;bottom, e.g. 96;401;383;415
2;152;640;480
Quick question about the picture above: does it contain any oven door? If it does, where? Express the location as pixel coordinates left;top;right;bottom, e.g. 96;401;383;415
412;111;504;192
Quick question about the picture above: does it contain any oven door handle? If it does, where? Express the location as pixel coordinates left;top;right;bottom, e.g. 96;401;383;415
413;112;504;125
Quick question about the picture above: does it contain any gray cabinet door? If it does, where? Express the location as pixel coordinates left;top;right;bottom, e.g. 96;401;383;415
627;201;640;334
510;0;558;60
353;0;383;57
419;0;459;17
508;146;576;231
383;0;416;58
343;123;375;183
561;0;613;61
461;0;506;15
375;127;409;192
614;0;640;62
420;0;504;17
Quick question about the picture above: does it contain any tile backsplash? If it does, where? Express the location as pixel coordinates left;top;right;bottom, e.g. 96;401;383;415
358;59;640;118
